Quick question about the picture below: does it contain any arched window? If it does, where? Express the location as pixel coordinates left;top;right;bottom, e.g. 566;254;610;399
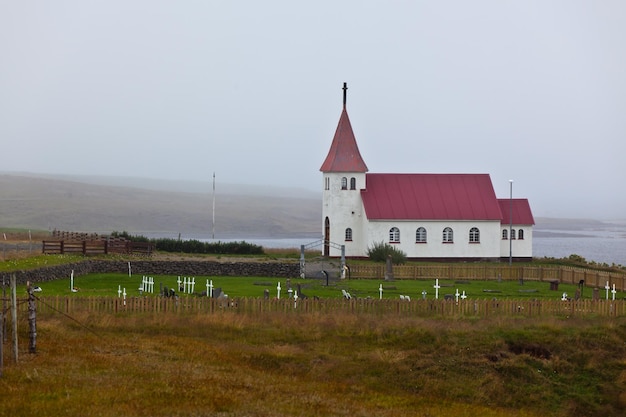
518;229;524;240
511;229;516;240
389;227;400;243
345;228;353;241
469;227;480;243
442;227;453;243
324;177;330;190
415;227;427;243
350;177;356;190
502;229;508;240
341;177;348;190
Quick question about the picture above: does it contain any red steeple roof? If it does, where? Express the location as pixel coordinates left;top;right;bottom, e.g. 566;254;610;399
320;84;368;173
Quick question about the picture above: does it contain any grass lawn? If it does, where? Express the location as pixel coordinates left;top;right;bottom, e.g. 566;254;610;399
20;272;588;301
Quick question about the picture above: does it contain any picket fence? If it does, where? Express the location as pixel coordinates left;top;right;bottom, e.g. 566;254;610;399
348;264;626;291
30;296;625;318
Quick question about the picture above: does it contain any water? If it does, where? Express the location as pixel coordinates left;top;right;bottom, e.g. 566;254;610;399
533;228;626;266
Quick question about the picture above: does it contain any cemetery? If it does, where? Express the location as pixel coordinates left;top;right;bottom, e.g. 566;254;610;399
2;257;625;416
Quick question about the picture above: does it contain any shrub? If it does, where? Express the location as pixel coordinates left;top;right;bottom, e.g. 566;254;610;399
367;241;406;264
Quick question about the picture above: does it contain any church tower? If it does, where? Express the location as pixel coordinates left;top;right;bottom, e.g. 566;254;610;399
320;83;368;257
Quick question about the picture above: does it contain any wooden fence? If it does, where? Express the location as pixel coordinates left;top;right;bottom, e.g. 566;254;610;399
29;296;625;318
348;264;626;291
42;240;153;256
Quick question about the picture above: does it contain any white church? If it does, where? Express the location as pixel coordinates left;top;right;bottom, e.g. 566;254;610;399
320;84;534;262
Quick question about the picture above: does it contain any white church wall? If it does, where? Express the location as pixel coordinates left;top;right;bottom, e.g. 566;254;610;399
322;173;367;257
500;225;534;258
363;220;502;259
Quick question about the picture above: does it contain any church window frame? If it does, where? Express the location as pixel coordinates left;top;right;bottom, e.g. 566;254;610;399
345;228;353;242
389;227;400;243
518;229;524;240
415;227;427;243
350;177;356;190
442;227;454;243
469;227;480;243
324;177;330;190
341;177;348;190
502;229;508;240
511;229;516;240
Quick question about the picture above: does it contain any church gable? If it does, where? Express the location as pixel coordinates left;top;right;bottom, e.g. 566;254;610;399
360;173;502;221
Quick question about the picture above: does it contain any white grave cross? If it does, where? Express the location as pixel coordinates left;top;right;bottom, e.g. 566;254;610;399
277;282;281;299
379;283;383;299
605;281;610;300
455;288;460;303
434;279;441;300
461;291;467;300
612;284;617;301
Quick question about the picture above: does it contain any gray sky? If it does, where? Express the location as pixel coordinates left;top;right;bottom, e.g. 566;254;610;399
2;1;625;219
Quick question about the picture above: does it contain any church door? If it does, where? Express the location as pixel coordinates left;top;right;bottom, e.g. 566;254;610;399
324;217;330;257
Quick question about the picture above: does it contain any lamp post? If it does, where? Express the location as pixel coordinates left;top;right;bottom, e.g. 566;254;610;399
509;180;513;266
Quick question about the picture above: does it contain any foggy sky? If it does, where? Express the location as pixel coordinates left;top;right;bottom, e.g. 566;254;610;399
2;1;625;219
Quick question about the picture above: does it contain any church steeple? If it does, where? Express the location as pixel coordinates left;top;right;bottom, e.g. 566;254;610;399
320;83;369;173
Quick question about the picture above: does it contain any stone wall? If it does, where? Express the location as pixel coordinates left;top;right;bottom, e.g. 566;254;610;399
1;260;300;286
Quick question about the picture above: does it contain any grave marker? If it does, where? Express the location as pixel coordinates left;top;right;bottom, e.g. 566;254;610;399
434;279;441;300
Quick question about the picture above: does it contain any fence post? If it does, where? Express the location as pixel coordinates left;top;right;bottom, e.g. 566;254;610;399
10;274;17;363
27;282;36;354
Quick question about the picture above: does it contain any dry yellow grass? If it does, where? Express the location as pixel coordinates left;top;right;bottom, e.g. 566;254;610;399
1;309;624;417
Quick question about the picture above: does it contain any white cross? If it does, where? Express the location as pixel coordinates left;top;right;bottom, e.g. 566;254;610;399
128;261;132;277
612;284;617;301
191;277;196;293
177;276;182;291
461;291;467;300
277;282;281;299
561;292;568;301
123;287;127;305
294;291;298;308
434;279;441;300
455;288;460;303
118;285;122;298
379;284;383;299
422;290;427;299
605;281;610;300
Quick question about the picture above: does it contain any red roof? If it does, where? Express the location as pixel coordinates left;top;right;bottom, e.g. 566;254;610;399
361;173;503;221
320;108;369;173
498;199;535;225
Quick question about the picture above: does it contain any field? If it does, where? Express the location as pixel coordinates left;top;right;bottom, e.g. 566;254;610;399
1;310;625;417
17;273;591;301
1;252;625;416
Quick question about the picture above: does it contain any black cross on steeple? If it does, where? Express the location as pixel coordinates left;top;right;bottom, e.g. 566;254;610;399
342;82;348;109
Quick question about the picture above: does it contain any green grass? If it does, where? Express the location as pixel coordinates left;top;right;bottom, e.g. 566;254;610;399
0;254;85;272
20;273;589;301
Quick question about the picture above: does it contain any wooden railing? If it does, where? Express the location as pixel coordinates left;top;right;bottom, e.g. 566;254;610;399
30;296;626;318
347;264;626;291
42;240;153;256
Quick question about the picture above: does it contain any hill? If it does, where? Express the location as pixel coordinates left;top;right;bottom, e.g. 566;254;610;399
0;174;320;239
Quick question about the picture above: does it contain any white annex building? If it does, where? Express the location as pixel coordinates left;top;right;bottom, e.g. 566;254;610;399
321;84;534;262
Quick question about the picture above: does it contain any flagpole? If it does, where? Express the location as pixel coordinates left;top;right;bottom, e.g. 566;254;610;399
212;172;216;240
